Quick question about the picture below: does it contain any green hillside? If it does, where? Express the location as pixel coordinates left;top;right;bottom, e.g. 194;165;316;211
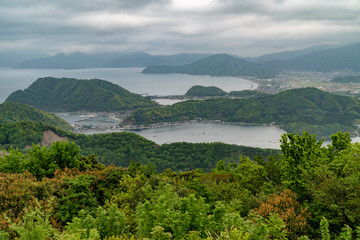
5;77;158;112
0;102;72;131
125;87;360;137
0;122;278;172
143;54;276;78
228;89;270;98
185;85;227;97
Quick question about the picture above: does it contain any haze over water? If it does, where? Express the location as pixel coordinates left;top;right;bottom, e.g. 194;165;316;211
0;67;253;103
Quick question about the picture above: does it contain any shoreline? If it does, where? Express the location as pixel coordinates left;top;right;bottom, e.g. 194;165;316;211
73;119;281;134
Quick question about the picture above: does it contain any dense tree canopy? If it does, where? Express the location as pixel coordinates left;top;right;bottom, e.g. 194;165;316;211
0;131;359;239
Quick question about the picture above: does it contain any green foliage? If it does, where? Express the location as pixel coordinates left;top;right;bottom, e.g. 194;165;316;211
280;131;324;198
0;147;28;173
127;88;360;138
28;141;80;179
0;121;74;149
8;199;57;240
5;77;157;112
74;132;278;172
56;174;98;224
0;131;360;239
228;90;269;98
0;103;72;132
185;86;227;97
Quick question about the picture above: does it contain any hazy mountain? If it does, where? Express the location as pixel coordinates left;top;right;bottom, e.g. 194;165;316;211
5;77;157;112
264;42;360;72
105;52;210;67
0;50;49;67
247;44;340;63
143;54;276;78
17;52;104;69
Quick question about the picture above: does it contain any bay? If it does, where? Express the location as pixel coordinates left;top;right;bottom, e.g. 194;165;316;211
1;67;286;149
85;123;286;149
0;67;253;103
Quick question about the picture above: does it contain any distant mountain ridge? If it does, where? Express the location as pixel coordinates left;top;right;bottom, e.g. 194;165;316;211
16;52;210;69
264;42;360;72
17;52;103;69
247;44;340;63
143;54;276;78
105;52;210;67
5;77;157;112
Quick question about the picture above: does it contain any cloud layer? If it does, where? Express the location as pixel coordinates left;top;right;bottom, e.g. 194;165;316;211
1;0;360;57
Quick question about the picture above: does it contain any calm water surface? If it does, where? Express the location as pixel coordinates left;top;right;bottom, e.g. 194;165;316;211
0;67;253;102
82;123;286;149
2;67;286;148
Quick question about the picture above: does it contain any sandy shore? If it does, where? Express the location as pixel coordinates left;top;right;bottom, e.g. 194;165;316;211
239;78;258;90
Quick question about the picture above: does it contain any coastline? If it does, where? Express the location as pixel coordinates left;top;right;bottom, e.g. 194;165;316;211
239;78;258;90
73;119;281;134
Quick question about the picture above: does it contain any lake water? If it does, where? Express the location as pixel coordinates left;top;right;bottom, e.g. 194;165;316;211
1;67;286;148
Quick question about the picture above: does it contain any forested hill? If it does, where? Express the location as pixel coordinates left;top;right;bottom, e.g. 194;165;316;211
5;77;157;112
126;87;360;137
0;121;278;172
185;85;227;97
142;54;276;78
0;102;72;131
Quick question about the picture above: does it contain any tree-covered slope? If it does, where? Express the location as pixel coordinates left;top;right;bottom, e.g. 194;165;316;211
185;85;227;97
0;122;278;173
5;77;158;112
0;121;74;149
0;102;73;131
143;54;276;78
125;87;360;137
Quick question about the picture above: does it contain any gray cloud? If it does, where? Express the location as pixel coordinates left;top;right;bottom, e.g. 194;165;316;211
0;0;359;59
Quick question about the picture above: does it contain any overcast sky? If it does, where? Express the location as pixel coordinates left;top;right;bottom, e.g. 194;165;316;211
1;0;360;58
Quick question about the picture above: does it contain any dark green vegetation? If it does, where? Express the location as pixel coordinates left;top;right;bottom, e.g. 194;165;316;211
184;86;268;98
264;42;360;72
331;75;360;83
0;122;73;149
126;87;360;138
75;132;278;172
1;131;360;239
143;54;276;78
228;89;270;98
0;103;72;132
185;85;227;97
5;77;157;112
0;122;277;173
